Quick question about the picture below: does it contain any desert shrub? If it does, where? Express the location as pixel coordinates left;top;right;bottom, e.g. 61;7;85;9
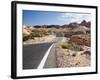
23;34;30;41
86;30;91;34
64;30;85;38
61;44;71;49
60;41;83;51
83;51;91;55
70;43;83;51
60;42;73;49
41;29;49;35
69;35;91;47
23;28;50;41
74;31;85;35
23;33;35;41
31;28;49;37
30;32;42;37
29;33;35;39
43;31;50;35
64;31;75;37
72;53;76;57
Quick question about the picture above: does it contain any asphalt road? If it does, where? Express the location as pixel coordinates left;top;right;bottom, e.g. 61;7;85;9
53;37;63;43
23;42;53;69
23;37;63;69
43;37;63;68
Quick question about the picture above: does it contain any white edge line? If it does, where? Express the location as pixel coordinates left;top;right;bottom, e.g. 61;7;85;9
37;44;54;69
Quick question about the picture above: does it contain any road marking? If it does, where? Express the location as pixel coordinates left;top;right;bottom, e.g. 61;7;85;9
37;44;54;69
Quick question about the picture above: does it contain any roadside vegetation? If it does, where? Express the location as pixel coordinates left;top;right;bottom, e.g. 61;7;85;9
23;34;30;41
23;28;50;41
23;20;91;67
55;21;91;68
59;41;83;51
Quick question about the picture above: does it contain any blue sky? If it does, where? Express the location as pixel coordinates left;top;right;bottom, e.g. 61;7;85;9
23;10;91;26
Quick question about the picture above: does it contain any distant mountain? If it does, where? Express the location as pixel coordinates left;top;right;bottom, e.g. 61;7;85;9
80;20;91;28
67;22;79;29
23;20;91;29
33;25;61;28
67;20;91;29
73;26;90;32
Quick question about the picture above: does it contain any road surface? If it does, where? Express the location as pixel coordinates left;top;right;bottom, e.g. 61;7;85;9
23;42;53;69
23;37;63;69
43;37;64;68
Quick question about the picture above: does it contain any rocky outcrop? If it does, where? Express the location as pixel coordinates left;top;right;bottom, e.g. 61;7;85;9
69;35;91;47
80;20;91;28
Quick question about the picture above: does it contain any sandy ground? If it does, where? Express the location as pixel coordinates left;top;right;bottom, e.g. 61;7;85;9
56;44;91;68
23;35;56;45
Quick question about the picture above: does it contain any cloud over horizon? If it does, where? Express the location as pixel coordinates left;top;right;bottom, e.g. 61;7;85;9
59;13;91;24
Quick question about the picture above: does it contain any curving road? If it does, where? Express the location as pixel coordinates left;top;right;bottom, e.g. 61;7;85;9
23;42;53;69
23;37;63;69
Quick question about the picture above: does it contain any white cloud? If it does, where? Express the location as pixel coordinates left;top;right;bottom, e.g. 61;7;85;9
59;13;91;24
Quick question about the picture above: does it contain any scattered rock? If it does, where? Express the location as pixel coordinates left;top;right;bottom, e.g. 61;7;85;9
56;44;91;68
84;51;91;55
69;35;91;47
